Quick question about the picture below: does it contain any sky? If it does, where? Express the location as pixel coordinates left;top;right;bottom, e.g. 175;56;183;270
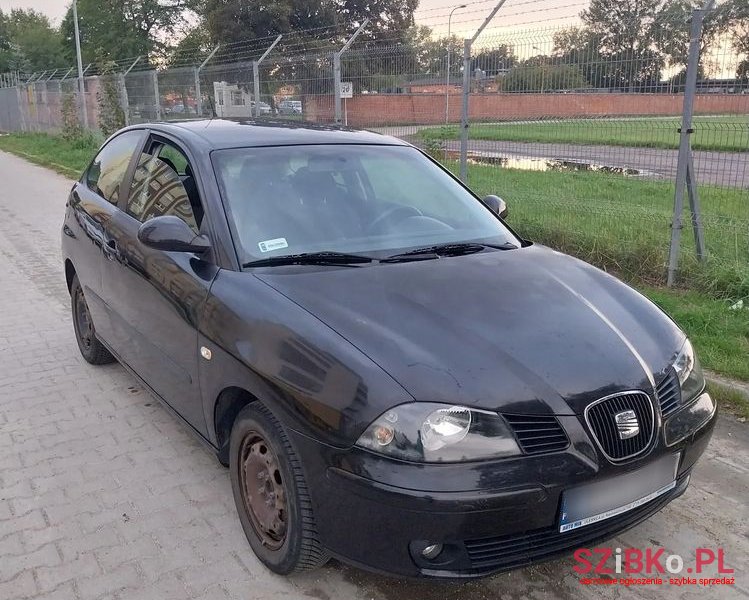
0;0;585;36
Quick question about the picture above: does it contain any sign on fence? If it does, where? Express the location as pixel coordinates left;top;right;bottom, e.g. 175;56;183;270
340;82;353;99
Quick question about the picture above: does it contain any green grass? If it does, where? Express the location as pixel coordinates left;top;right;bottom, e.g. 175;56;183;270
0;132;747;384
644;287;749;382
454;160;749;299
0;132;101;178
707;381;749;419
420;116;749;152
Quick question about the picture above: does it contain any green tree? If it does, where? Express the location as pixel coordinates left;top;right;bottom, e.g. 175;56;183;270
580;0;667;89
553;27;611;88
502;62;589;92
0;8;65;72
472;45;517;75
61;0;185;65
96;58;126;136
202;0;417;47
717;0;749;81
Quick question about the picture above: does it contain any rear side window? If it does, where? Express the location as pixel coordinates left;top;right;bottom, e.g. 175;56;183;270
126;153;199;232
86;131;142;204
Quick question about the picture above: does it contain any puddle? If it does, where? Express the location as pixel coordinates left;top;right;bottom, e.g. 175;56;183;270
446;151;653;177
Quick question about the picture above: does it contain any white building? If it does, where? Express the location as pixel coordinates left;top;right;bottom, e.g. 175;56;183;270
213;81;252;118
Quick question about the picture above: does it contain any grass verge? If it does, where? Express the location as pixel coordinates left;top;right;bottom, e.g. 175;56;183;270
0;132;100;178
0;132;746;384
452;159;749;300
707;381;749;420
420;116;749;153
644;287;749;382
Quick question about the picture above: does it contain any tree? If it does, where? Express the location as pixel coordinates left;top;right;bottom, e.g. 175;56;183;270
653;0;722;76
717;0;749;81
502;62;589;92
472;45;517;75
202;0;417;48
0;8;65;72
580;0;667;89
553;27;610;88
202;0;335;44
97;58;126;136
60;0;185;65
0;11;11;72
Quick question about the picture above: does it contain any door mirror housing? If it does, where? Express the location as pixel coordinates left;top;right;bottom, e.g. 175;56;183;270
483;195;508;219
137;216;211;254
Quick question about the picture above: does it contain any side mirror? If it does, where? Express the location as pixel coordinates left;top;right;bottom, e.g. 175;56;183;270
483;195;508;219
137;215;211;254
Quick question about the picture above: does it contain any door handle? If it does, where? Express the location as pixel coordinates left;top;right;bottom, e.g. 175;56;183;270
103;239;119;261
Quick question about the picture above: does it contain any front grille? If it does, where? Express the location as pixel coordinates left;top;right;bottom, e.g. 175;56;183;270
464;476;684;574
585;392;654;461
503;414;569;455
656;368;682;419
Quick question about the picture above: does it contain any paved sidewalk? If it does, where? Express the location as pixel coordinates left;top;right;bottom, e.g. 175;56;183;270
0;150;747;599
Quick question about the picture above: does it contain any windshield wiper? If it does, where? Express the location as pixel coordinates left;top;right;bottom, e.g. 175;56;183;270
382;241;517;263
243;251;375;268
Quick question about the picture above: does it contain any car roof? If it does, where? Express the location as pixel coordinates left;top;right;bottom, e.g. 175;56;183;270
134;118;409;150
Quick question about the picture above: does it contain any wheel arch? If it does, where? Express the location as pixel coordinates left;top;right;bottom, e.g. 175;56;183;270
214;386;260;466
64;259;76;294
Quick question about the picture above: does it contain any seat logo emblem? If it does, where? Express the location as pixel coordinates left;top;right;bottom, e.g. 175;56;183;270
615;410;639;440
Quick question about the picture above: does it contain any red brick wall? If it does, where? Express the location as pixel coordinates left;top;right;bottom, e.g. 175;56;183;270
303;93;749;127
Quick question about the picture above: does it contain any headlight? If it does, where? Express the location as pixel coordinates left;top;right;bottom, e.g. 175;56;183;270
672;339;704;402
355;403;521;463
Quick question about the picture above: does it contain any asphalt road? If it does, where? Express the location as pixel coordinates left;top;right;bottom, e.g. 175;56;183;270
442;140;749;187
0;151;747;600
374;124;746;188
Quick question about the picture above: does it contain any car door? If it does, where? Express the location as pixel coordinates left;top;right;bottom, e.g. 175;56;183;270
100;133;218;435
66;130;147;346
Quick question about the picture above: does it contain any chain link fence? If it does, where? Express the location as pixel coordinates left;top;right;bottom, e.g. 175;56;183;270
0;9;747;298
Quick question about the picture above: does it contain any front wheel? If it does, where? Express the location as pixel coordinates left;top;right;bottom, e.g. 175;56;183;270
229;403;329;574
70;274;115;365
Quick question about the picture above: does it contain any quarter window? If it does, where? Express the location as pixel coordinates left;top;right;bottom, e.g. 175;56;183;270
85;131;142;204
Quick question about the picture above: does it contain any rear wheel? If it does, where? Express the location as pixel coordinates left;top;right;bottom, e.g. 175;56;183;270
70;274;115;365
229;403;329;574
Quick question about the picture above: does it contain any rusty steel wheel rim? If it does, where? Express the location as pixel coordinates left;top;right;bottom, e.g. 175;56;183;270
75;287;94;350
239;431;288;550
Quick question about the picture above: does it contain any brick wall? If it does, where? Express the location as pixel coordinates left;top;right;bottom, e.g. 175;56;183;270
304;92;749;127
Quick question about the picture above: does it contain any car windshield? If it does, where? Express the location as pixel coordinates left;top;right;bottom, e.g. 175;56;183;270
212;144;520;263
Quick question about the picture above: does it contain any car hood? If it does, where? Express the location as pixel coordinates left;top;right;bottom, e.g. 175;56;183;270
255;245;684;416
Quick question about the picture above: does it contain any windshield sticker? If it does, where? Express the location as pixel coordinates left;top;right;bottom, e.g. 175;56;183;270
258;238;289;253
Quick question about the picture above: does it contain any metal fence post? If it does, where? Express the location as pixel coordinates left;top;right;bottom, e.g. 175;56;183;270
194;67;202;117
152;70;161;120
119;74;130;126
459;38;471;182
667;1;712;286
121;56;141;125
196;45;220;117
333;52;342;123
459;0;510;182
335;19;370;124
253;35;282;117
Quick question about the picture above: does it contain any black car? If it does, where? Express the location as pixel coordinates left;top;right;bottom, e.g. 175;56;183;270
62;119;716;579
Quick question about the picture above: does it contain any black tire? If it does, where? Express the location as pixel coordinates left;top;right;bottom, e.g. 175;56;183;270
70;274;115;365
229;402;329;574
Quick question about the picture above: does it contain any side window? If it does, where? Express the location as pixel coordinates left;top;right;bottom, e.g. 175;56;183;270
157;145;188;175
86;131;142;204
126;142;202;232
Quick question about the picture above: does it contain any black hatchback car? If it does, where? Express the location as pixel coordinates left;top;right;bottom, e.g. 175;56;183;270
62;119;716;579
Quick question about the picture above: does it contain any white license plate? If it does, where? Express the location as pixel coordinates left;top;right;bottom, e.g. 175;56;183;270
559;453;680;533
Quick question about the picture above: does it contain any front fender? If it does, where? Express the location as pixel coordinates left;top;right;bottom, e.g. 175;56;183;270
198;269;413;447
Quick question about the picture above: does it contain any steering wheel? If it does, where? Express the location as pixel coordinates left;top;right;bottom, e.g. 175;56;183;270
368;205;423;234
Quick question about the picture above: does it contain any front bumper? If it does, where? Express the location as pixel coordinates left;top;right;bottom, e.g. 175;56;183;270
288;396;716;578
